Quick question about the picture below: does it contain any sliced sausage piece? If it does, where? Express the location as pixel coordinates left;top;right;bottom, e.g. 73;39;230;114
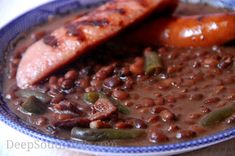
16;0;179;89
89;98;117;120
128;13;235;47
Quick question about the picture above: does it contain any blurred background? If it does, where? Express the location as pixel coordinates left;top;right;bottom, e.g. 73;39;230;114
1;0;234;28
0;0;52;28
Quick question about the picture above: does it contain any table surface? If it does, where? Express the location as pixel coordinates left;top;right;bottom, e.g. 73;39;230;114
0;0;234;155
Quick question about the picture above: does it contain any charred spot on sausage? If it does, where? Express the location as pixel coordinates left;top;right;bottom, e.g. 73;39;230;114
66;19;110;38
76;19;110;27
197;16;204;22
43;35;58;47
114;8;127;15
66;24;87;41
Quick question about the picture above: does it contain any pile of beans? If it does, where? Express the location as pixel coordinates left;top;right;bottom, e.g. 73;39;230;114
5;41;235;145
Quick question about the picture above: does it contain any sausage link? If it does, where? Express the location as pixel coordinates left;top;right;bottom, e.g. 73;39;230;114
16;0;178;89
129;13;235;47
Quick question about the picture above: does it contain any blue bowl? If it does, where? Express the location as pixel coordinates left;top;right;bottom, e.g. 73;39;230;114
0;0;235;155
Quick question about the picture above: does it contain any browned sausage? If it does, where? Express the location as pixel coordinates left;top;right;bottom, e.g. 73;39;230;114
128;13;235;47
16;0;179;89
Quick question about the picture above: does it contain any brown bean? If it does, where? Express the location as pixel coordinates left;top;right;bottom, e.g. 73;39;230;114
215;101;227;108
90;79;103;89
160;79;173;88
189;93;203;101
54;101;82;115
154;97;165;105
200;106;211;114
214;79;223;86
226;113;235;124
103;76;121;88
148;130;169;143
131;93;140;100
180;89;188;93
167;65;182;74
85;86;96;92
65;69;78;80
225;92;235;100
214;85;225;94
123;100;134;107
184;118;196;125
176;130;196;139
151;106;167;114
118;66;130;77
89;120;111;129
190;125;206;134
222;75;235;84
189;113;202;120
167;124;179;132
61;79;74;90
217;57;232;69
154;93;162;97
174;93;187;100
203;97;220;105
140;98;155;107
185;112;202;125
129;57;144;75
136;107;148;114
203;57;219;68
197;50;209;56
190;73;204;81
57;114;75;121
123;76;134;89
79;66;93;77
95;65;114;80
168;50;178;59
51;94;64;103
115;121;132;129
112;89;129;100
159;110;175;122
146;115;160;123
183;79;195;87
148;123;162;132
158;47;167;56
166;95;176;103
192;61;201;68
155;83;169;90
76;78;90;89
126;118;147;129
136;75;149;82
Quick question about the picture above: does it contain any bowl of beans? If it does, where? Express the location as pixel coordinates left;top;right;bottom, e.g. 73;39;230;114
0;0;235;155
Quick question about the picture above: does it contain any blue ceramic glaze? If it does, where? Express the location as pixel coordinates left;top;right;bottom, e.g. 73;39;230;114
0;0;234;154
